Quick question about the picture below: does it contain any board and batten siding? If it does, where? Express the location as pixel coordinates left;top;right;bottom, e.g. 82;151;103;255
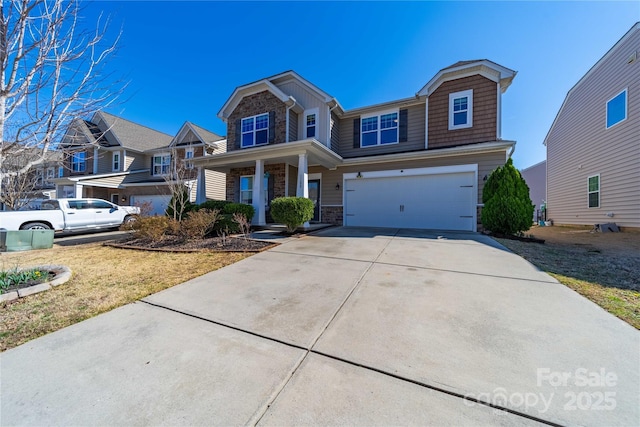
338;103;425;158
311;150;507;207
276;80;330;145
546;25;640;228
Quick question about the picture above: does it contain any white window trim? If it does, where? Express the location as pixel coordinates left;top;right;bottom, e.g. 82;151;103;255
588;174;600;209
185;147;195;170
304;108;319;140
239;175;253;205
153;153;171;176
449;89;473;130
46;167;55;182
241;112;269;148
605;88;627;129
112;151;121;172
360;108;400;148
71;152;86;172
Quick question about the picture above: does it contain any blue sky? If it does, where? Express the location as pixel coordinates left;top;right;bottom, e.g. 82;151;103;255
84;1;639;170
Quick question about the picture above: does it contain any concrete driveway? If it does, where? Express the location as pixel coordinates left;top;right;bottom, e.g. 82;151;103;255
2;227;638;426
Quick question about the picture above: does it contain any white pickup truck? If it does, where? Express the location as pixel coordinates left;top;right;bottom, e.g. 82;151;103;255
0;198;140;232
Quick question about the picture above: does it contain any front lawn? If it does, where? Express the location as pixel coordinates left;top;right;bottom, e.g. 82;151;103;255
1;244;251;351
494;226;639;329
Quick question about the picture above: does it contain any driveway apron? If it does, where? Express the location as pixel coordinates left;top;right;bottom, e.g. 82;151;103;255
1;227;638;426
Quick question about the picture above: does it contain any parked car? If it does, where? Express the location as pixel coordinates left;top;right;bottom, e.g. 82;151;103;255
0;198;140;232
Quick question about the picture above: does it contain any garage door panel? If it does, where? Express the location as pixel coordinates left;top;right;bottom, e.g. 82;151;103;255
130;195;171;216
344;172;475;231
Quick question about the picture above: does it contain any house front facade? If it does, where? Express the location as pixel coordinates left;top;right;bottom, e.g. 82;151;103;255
195;60;516;231
54;112;226;215
544;23;639;228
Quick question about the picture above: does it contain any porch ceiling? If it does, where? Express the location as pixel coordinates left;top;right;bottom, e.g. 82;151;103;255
192;139;343;173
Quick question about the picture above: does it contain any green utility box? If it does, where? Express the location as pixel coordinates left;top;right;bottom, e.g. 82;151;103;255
0;230;55;252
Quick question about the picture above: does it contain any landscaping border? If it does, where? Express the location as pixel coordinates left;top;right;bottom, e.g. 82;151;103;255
0;265;72;303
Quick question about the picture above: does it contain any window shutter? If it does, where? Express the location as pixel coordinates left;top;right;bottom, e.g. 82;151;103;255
268;111;276;143
399;109;408;142
235;119;241;149
150;156;154;175
353;118;360;148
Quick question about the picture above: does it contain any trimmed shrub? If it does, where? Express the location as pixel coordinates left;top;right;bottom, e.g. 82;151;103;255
129;216;175;242
165;189;195;221
181;209;220;240
481;158;534;235
214;213;240;234
194;199;232;212
223;203;255;222
270;197;314;233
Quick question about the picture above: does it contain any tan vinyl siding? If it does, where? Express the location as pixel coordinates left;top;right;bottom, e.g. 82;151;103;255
124;153;134;170
428;75;497;148
546;27;640;228
311;151;507;207
289;111;298;142
338;103;425;158
128;153;151;171
204;169;226;200
96;150;112;173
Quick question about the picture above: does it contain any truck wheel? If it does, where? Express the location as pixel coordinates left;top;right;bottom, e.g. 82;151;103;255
122;215;137;226
20;222;51;230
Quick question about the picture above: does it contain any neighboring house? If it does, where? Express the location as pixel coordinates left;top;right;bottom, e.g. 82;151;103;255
194;60;517;231
544;23;639;229
520;160;546;220
53;112;226;215
0;147;62;209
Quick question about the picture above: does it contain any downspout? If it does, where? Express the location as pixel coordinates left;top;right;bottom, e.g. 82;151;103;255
328;99;339;148
285;96;297;143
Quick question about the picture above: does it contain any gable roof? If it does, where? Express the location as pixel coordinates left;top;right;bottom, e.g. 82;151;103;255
218;70;339;120
417;59;517;96
170;121;225;147
94;112;173;152
543;22;639;146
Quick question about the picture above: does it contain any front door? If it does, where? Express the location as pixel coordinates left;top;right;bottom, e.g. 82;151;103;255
308;179;320;222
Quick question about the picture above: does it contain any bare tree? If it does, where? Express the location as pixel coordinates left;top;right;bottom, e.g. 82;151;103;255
164;149;196;221
0;0;124;202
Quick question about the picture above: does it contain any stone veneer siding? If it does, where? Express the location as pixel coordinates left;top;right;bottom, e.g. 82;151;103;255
227;91;287;151
321;206;343;226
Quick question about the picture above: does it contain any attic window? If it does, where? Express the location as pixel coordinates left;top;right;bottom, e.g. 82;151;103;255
449;89;473;130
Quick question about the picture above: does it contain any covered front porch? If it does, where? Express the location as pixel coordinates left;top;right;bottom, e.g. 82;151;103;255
192;139;343;226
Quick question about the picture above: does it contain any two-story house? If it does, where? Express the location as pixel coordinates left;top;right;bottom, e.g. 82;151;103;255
193;60;516;231
54;112;226;215
544;22;639;229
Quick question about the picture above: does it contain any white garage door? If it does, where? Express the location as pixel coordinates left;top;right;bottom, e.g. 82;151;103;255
130;195;171;216
344;171;476;231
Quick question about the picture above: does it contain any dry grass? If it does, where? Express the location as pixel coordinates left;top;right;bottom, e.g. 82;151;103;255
495;225;640;329
1;243;251;351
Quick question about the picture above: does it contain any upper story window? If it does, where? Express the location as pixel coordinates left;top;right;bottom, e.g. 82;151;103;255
112;152;120;172
449;89;473;130
241;113;269;148
588;175;600;208
305;110;318;139
606;89;627;129
58;166;64;177
361;110;399;147
46;167;55;183
185;148;194;170
153;153;171;176
35;168;43;186
71;152;86;172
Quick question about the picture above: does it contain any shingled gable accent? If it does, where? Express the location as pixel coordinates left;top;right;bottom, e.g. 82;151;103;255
170;121;224;147
417;59;516;97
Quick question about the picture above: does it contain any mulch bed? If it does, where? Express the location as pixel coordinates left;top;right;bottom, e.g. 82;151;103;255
488;232;545;244
107;236;277;253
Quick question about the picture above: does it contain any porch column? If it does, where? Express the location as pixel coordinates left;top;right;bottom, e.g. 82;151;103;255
296;153;308;198
74;183;83;198
195;167;206;204
254;159;266;226
296;153;310;228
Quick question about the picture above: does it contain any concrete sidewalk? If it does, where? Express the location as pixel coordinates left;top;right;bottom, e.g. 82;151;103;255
2;227;638;426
